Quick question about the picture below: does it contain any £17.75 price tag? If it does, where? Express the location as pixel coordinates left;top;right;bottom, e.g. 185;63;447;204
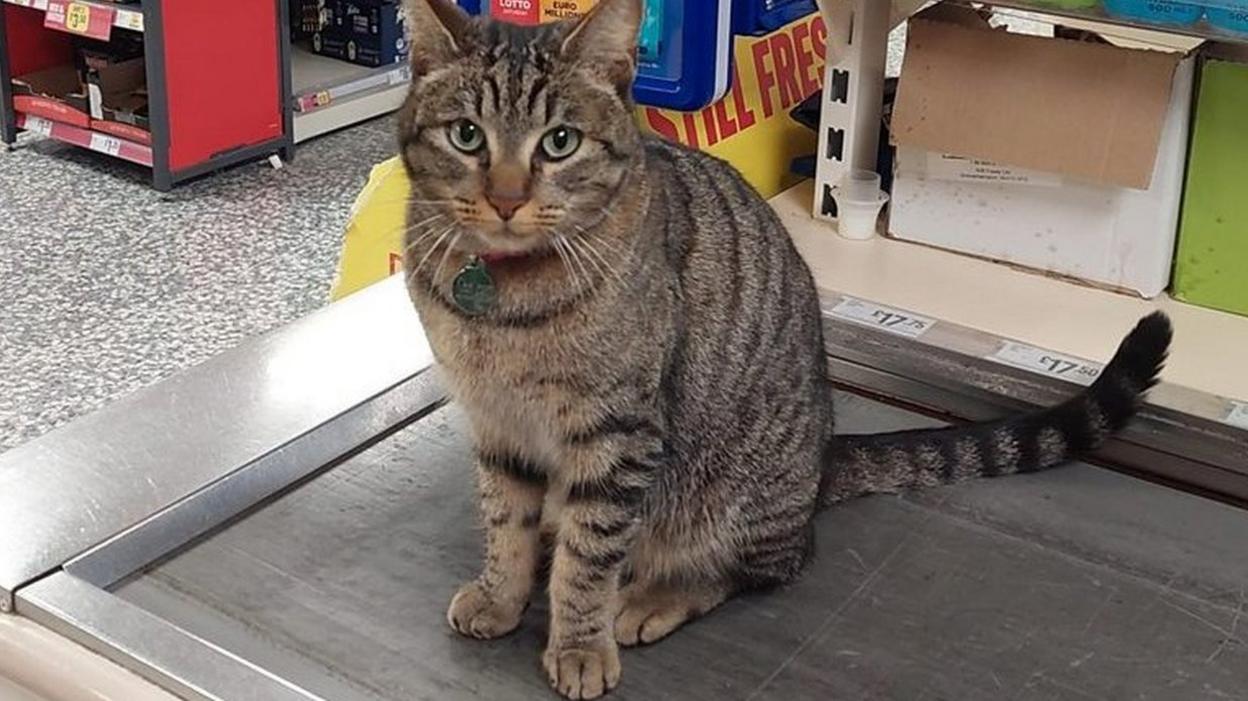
89;133;123;156
989;341;1101;386
829;297;935;338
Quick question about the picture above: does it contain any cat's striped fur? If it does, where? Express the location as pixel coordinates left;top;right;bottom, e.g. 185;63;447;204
397;0;1172;698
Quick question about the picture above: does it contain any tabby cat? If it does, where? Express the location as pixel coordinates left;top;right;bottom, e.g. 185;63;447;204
397;0;1172;697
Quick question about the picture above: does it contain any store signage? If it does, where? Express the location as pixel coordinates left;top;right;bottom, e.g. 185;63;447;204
44;1;115;41
490;0;539;25
641;12;826;149
988;342;1101;386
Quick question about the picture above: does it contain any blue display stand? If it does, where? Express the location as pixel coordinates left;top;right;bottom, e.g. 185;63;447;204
733;0;817;35
455;0;733;111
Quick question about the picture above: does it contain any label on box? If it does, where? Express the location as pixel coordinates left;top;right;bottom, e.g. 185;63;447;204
1224;401;1248;430
45;1;115;41
87;84;104;120
829;297;935;338
491;0;540;24
925;153;1062;188
23;115;54;136
89;132;123;156
988;341;1102;386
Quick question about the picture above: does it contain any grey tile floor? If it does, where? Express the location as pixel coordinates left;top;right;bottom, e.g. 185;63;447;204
0;117;399;450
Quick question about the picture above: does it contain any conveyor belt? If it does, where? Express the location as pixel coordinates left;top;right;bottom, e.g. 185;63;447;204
110;399;1248;700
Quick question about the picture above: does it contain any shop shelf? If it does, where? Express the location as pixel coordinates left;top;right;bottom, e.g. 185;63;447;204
978;0;1248;45
777;182;1248;408
16;110;151;165
290;44;408;142
2;0;143;34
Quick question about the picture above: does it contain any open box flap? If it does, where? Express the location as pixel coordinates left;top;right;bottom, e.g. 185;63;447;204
891;11;1184;189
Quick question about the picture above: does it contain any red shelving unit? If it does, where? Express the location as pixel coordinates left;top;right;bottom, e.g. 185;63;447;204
0;0;294;190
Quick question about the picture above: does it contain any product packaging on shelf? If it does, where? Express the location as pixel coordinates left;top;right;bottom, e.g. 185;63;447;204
329;9;824;300
312;0;408;67
467;0;735;112
10;36;150;143
10;66;91;128
888;6;1193;298
1172;48;1248;317
85;57;149;144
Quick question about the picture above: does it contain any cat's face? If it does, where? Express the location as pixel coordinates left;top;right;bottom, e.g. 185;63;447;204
399;0;643;258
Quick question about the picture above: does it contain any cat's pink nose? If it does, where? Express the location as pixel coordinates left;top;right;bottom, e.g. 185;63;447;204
487;194;528;221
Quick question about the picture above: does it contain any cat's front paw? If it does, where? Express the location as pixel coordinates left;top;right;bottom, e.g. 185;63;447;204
542;637;621;700
446;580;525;639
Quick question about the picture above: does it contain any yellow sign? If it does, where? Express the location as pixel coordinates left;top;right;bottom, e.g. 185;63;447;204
64;3;91;33
541;0;596;21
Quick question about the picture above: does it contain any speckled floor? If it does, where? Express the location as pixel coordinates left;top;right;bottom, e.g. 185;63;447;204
0;116;399;450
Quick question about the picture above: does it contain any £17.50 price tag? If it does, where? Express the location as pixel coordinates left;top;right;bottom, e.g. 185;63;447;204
23;115;54;136
989;341;1101;386
829;297;935;338
1224;401;1248;430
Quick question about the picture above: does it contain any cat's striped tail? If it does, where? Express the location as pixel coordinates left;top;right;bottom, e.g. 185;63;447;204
820;312;1172;505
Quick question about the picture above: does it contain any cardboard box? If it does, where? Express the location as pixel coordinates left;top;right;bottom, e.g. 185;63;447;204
83;56;150;144
313;0;407;67
10;65;91;128
1172;57;1248;317
888;8;1193;298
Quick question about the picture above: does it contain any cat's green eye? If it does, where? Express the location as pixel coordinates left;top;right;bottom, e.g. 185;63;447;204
540;126;582;161
448;119;485;154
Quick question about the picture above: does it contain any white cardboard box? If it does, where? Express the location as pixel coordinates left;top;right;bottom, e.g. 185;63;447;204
888;11;1195;298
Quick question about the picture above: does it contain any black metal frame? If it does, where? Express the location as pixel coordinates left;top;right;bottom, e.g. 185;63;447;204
0;4;16;145
142;0;173;190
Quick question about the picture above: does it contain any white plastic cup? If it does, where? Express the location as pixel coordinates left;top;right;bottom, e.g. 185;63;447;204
843;169;881;202
834;170;888;241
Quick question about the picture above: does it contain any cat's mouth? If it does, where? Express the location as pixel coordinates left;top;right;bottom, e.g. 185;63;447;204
477;243;557;273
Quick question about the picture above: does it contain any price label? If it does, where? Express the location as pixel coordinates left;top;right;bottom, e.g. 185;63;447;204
989;341;1102;386
118;10;143;31
116;11;142;31
829;297;935;338
89;132;123;156
1224;401;1248;430
44;1;114;41
64;2;90;31
23;115;54;136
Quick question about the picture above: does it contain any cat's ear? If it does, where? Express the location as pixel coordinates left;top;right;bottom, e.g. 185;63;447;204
560;0;642;88
404;0;474;77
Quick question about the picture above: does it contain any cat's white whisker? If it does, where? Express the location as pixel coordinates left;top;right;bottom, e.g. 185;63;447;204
566;236;607;284
573;234;623;286
431;231;465;292
411;225;456;279
560;235;594;290
551;237;580;291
